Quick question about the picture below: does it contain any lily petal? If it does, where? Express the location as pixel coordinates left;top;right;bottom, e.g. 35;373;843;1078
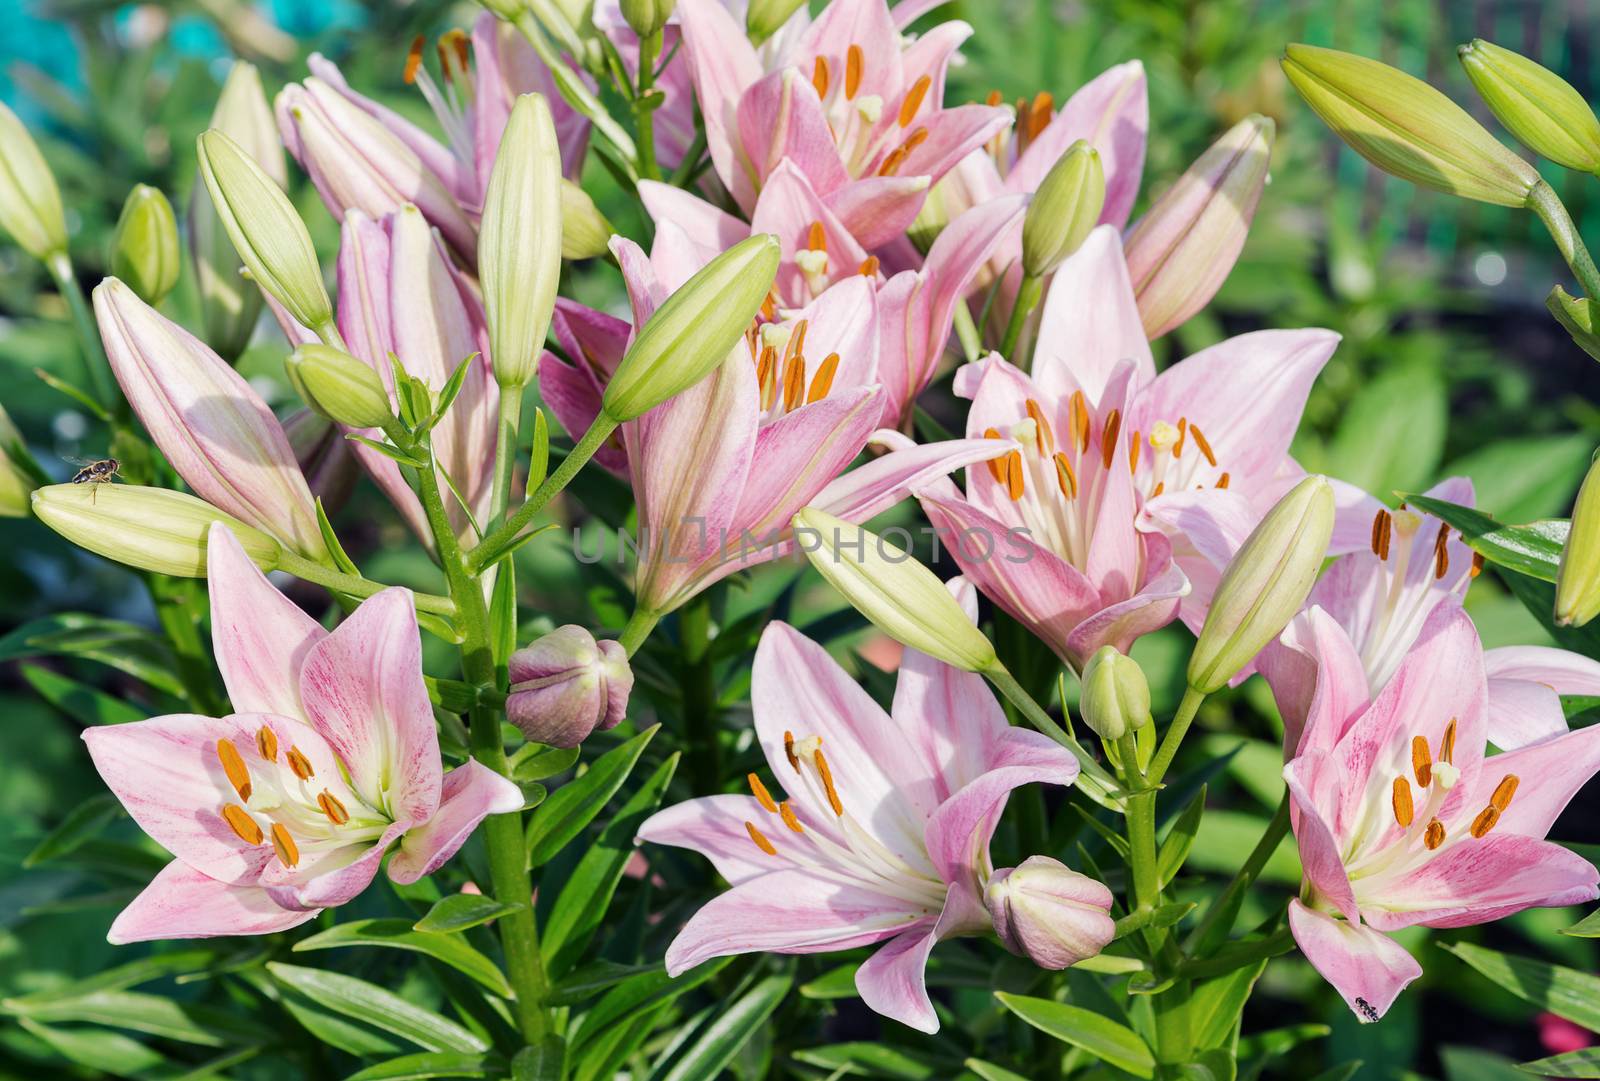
1288;899;1421;1022
389;760;524;883
637;793;784;886
1364;834;1599;931
108;861;316;944
675;0;762;208
1031;226;1153;408
1453;720;1600;840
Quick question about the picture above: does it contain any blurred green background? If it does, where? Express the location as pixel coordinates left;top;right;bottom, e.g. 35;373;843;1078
1;0;1597;1078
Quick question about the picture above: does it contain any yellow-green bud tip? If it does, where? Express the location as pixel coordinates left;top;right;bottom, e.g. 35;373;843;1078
285;344;393;430
111;185;182;307
1458;39;1600;174
1079;646;1151;742
1555;453;1600;628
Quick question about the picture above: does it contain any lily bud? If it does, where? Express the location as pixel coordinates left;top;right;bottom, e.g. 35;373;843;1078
1460;40;1600;174
190;61;284;360
561;179;613;260
1021;141;1104;278
791;507;997;673
747;0;805;44
1548;285;1600;363
985;857;1115;970
621;0;674;37
1556;452;1600;628
32;484;281;578
1124;115;1272;339
0;404;35;518
507;626;634;747
1188;475;1334;693
482;94;563;389
110;185;181;306
1282;44;1540;208
601;234;780;422
478;0;528;18
0;101;68;262
197;129;334;334
286;344;393;430
1079;645;1151;742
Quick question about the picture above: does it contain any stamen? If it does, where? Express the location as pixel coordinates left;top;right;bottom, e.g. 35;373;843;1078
748;773;778;813
808;353;840;403
1026;91;1054;141
811;56;830;100
899;75;931;126
286;746;314;781
1189;423;1217;468
756;344;776;388
1470;806;1500;838
781;354;806;412
1054;452;1078;499
1070;391;1090;452
761;289;778;323
1424;818;1446;850
986;89;1003;106
1391;776;1414;828
1004;450;1025;500
1432;523;1450;580
1174;416;1188;457
778;800;804;833
317;790;350;825
1129;431;1141;474
1412;735;1433;788
1470;551;1485;578
806;220;826;253
1439;718;1457;766
1371;509;1392;560
813;748;844;816
784;731;799;772
1217;472;1231;489
221;803;264;845
1152;481;1165;498
745;820;778;855
256;725;278;761
270;822;300;867
217;738;252;801
404;35;425;86
845;45;864;99
445;29;470;71
1023;400;1054;454
1490;774;1519;811
902;127;929;154
1100;409;1122;469
858;255;880;276
984;427;1006;483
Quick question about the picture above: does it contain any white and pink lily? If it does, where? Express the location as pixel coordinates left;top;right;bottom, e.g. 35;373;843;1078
83;524;522;943
675;0;1008;248
638;583;1079;1032
1282;602;1600;1021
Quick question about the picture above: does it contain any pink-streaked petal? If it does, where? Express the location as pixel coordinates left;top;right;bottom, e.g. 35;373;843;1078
750;161;871;304
792;0;903;106
299;588;442;824
737;67;849;194
1485;646;1600;701
792;274;881;392
1061;539;1189;671
675;0;762;208
1137;487;1256;629
1288;899;1420;1022
272;822;406;910
855;926;940;1033
1081;362;1142;603
612;235;670;330
637;180;750;260
1031;226;1153;408
206;523;326;720
896;19;969;102
825;176;934;251
388;760;524;884
1453;721;1600;840
1485;678;1570;753
472;13;591;186
638;793;785;886
1283;751;1359;920
108;861;317;944
892;0;955;30
810;433;1013;525
892;105;1009;187
539;354;627;474
1260;606;1371;759
1364;835;1599;932
552;297;631;376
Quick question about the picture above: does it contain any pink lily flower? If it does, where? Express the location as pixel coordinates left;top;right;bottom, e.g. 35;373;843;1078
1260;478;1600;753
1282;602;1600;1021
675;0;1008;248
637;583;1079;1032
539;234;1009;616
83;524;522;943
912;225;1338;669
637;169;1026;428
336;205;498;547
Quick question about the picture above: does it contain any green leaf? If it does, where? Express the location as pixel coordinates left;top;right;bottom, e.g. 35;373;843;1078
793;1043;961;1078
569;957;730;1054
16;1019;171;1076
651;973;791;1081
316;496;363;577
525;725;658;868
267;963;489;1053
1403;494;1566;582
798;963;859;1000
1328;362;1446;497
1189;961;1279;1052
994;992;1155;1078
346;433;430;469
1443;943;1600;1032
1308;1063;1363;1081
490;559;517;663
279;990;405;1058
0;613;183;695
1158;783;1205;888
965;1059;1033;1081
573;1002;668;1081
1562;908;1600;937
414;894;525;934
429;353;479;429
1237;1022;1331;1061
544;753;679;976
510;744;581;782
2;989;271;1047
293;919;512;997
1519;1048;1600;1078
548;961;661;1007
1444;432;1595;522
2;948;230;1007
23;792;124;866
346;1052;495;1080
1440;1046;1534;1081
1499;570;1600;659
20;664;149;726
526;408;550;496
511;1036;566;1080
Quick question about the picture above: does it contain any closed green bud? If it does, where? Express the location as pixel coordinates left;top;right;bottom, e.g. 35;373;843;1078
791;507;998;673
0;100;68;262
1022;141;1104;278
1547;285;1600;363
621;0;674;37
32;483;281;578
1556;452;1600;628
561;179;613;260
110;185;181;306
1189;475;1334;693
1079;645;1151;741
197;129;333;334
478;0;529;20
1460;40;1600;174
747;0;805;44
0;403;36;518
1282;44;1540;207
482;94;564;389
285;344;393;430
602;233;780;422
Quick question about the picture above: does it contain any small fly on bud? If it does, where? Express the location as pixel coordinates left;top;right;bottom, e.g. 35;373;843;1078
69;456;121;502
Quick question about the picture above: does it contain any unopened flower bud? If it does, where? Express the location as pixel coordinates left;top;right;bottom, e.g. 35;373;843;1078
1022;141;1104;278
747;0;805;44
0;404;36;518
792;508;997;673
286;344;393;430
1189;475;1334;693
561;180;613;260
1079;645;1151;741
621;0;674;37
482;94;563;390
1125;115;1272;339
478;0;529;20
1548;286;1600;363
110;185;181;306
1282;44;1540;208
197;128;334;334
1460;40;1600;174
0;100;68;262
1556;452;1600;628
507;626;634;747
32;484;281;578
985;857;1115;970
602;233;780;422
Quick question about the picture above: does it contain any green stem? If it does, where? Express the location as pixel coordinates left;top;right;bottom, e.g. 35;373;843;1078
619;607;661;656
1530;180;1600;302
468;412;619;574
1118;733;1159;914
1146;685;1205;789
634;30;662;182
951;298;982;363
678;593;720;794
1185;795;1291;956
145;574;224;715
274;550;456;619
490;386;523;528
983;662;1120;803
513;11;639;170
1174;927;1294;981
46;252;118;412
999;273;1042;364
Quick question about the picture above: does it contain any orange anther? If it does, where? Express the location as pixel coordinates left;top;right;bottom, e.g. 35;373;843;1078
778;801;804;833
845;44;864;99
1004;450;1025;500
317;790;350;825
1054;452;1078;499
1412;735;1433;788
811;56;830;100
270;822;300;867
404;35;425;85
1424;818;1446;850
286;746;315;781
808;353;840;403
1490;774;1519;811
217;738;252;801
814;748;844;816
748;773;778;813
256;725;279;762
745;820;778;855
1189;423;1217;467
222;804;263;845
899;75;931;127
